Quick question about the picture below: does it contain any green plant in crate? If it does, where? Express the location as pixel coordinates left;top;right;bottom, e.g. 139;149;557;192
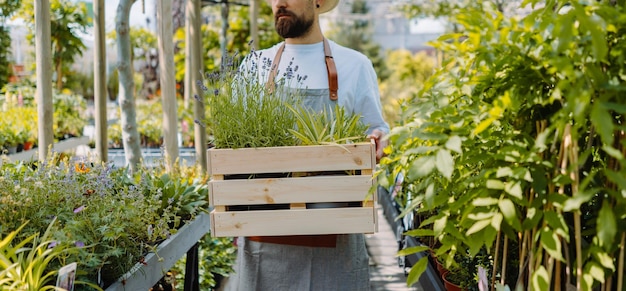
200;54;300;149
288;104;368;146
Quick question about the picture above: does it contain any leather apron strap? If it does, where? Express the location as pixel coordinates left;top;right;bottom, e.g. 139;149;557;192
265;38;338;100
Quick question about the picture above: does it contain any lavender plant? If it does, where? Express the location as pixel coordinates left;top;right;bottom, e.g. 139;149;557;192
198;52;300;149
198;51;368;148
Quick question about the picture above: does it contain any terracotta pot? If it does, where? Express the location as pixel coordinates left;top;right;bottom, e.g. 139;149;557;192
23;141;33;151
442;272;467;291
435;259;449;278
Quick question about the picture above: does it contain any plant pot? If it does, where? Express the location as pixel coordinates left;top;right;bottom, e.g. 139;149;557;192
6;145;17;155
435;258;449;278
442;272;467;291
23;141;33;151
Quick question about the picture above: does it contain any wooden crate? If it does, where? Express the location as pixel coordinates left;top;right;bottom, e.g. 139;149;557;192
207;141;377;237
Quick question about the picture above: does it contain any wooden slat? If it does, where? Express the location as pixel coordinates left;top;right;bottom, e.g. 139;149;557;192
210;175;373;206
208;174;224;206
208;143;374;175
210;208;376;237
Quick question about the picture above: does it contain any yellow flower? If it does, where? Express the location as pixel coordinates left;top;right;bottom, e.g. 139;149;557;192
75;163;90;173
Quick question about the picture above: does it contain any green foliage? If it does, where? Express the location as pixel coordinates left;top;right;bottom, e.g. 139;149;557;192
174;2;281;84
288;104;368;146
106;99;202;148
0;85;87;146
0;155;208;289
0;27;11;90
144;172;208;225
0;0;21;18
382;0;626;289
401;0;522;22
18;0;92;90
171;235;236;290
0;107;36;148
200;55;299;149
65;70;94;100
379;50;435;126
53;90;87;139
0;219;101;291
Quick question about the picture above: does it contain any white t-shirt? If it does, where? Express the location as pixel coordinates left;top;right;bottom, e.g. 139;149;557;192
247;40;390;134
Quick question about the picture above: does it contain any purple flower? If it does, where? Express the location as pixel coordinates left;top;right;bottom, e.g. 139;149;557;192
48;241;58;249
73;205;86;213
75;241;85;247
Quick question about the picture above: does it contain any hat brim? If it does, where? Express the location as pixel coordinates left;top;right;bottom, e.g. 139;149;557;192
318;0;339;13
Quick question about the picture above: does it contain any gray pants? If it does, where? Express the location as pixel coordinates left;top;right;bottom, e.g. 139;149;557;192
224;234;371;291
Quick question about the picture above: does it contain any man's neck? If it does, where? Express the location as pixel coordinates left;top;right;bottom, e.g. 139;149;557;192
284;24;324;45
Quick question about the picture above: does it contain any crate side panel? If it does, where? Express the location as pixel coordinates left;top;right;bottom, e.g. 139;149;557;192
211;208;376;237
208;143;373;175
210;175;373;205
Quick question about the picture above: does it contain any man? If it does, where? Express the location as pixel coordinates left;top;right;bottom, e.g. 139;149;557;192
225;0;389;289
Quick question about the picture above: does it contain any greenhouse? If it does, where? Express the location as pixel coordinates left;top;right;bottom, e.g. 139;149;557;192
1;0;625;291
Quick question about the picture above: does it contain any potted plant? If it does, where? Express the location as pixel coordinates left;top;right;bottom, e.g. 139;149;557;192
201;57;377;238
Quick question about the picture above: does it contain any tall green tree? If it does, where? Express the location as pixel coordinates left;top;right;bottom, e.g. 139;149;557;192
0;0;21;90
327;0;388;81
19;0;91;90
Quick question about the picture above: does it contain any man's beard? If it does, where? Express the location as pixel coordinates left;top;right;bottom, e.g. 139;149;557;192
274;8;314;39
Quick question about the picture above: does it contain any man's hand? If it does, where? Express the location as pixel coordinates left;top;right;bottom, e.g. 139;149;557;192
367;129;387;163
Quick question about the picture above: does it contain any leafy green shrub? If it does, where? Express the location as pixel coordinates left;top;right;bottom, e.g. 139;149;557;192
0;154;208;289
383;1;626;289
